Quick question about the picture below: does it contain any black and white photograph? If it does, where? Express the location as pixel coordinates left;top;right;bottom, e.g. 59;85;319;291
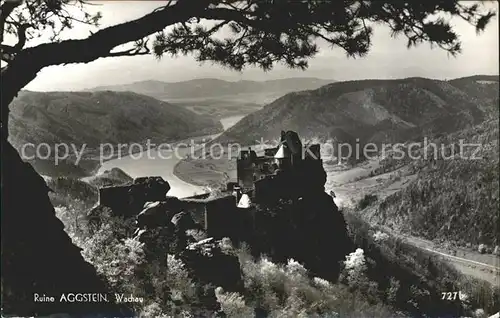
1;0;499;317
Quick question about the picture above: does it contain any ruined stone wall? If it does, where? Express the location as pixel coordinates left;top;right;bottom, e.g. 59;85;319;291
98;184;242;238
204;195;239;238
98;177;171;218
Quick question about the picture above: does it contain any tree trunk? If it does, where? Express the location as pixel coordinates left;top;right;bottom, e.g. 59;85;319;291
0;3;215;315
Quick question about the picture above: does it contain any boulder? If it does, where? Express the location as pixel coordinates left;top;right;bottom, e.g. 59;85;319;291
135;197;192;257
126;177;170;208
137;197;183;229
137;201;164;228
493;246;500;256
93;178;172;227
171;210;202;232
134;176;171;201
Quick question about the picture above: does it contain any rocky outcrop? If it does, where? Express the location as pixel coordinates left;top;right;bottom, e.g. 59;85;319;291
295;192;352;280
102;176;170;215
183;238;243;292
252;191;351;281
1;136;132;316
135;199;242;293
130;145;350;283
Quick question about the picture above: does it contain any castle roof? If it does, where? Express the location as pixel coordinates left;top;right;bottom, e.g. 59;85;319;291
274;144;287;159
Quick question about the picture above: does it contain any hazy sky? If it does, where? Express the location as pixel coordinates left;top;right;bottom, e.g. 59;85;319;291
19;1;500;91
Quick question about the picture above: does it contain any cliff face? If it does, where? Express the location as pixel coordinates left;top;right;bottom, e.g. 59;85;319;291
1;136;131;317
88;78;336;100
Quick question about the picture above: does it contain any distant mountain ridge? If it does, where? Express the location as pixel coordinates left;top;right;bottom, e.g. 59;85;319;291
214;75;499;154
88;77;336;100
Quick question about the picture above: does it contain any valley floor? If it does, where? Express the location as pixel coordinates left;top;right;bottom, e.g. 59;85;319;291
397;232;500;285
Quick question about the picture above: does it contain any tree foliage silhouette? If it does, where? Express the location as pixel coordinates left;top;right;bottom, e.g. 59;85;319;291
0;0;496;135
0;1;496;316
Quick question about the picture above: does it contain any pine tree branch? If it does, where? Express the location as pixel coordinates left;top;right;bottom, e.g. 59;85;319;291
13;22;30;50
108;45;151;57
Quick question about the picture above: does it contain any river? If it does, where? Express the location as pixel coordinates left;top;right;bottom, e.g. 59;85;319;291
97;115;244;198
